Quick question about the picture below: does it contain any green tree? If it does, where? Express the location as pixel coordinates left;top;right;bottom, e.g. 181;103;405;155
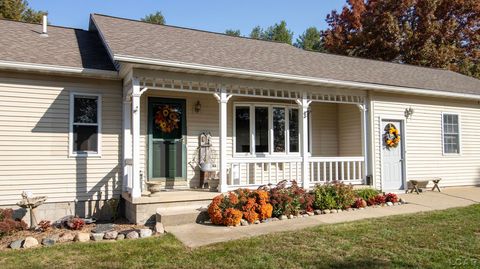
263;20;293;44
295;27;324;52
141;11;166;25
225;29;241;37
249;26;263;39
249;21;294;44
0;0;46;23
323;0;480;78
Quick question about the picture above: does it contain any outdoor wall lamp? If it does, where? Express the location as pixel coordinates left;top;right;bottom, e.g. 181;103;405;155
194;100;202;113
405;107;414;119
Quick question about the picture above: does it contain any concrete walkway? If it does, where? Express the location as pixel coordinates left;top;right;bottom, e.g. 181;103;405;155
166;187;480;248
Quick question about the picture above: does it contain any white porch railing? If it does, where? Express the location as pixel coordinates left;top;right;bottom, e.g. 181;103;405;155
226;157;303;189
225;156;365;190
309;157;365;185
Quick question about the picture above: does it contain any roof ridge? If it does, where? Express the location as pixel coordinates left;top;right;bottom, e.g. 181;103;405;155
91;13;294;46
0;17;90;32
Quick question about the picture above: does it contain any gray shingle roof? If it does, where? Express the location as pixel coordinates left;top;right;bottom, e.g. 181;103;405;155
92;14;480;96
0;19;115;71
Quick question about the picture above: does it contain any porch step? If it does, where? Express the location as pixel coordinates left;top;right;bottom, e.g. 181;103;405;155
156;203;210;227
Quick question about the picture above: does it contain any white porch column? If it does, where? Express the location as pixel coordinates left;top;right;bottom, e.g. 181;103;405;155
214;89;232;193
130;78;142;198
297;93;312;189
122;97;132;192
358;102;369;182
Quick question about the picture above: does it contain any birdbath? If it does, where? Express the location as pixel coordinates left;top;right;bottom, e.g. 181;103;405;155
16;191;47;229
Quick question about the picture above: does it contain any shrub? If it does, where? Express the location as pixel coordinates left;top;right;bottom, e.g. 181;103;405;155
0;208;27;237
269;181;305;217
66;217;85;230
385;193;399;203
223;208;242;226
208;189;273;225
368;194;386;206
314;182;356;210
37;220;52;232
355;188;381;201
353;198;367;208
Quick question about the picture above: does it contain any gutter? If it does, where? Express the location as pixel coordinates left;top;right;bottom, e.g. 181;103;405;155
0;60;119;79
114;54;480;101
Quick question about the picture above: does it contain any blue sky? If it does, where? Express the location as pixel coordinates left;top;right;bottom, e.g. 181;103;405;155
28;0;346;39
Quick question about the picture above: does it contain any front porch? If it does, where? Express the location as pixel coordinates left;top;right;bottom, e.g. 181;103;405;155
121;69;370;207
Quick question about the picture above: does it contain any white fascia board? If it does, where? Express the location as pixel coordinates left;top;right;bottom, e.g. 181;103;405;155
114;54;480;101
0;60;119;79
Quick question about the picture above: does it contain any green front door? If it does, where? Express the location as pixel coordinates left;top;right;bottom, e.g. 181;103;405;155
148;98;187;181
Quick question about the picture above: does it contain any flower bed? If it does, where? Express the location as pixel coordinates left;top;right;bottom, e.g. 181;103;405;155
207;181;405;226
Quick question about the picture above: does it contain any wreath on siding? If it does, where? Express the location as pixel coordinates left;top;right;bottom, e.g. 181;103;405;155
154;105;180;133
384;123;400;148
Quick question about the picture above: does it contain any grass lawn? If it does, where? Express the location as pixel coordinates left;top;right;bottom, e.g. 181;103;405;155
0;205;479;269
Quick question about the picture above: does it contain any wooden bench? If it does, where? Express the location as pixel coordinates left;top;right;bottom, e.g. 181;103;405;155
406;178;441;194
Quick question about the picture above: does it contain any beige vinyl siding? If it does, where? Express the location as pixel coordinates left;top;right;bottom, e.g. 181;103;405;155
311;103;338;156
372;92;480;189
0;72;122;205
338;104;362;156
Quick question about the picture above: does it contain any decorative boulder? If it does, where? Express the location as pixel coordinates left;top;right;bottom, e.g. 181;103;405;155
116;233;125;240
139;228;152;238
104;230;118;240
42;238;56;246
279;215;288;220
9;239;23;249
126;230;139;239
91;233;104;241
75;232;90;242
22;237;39;248
58;232;75;243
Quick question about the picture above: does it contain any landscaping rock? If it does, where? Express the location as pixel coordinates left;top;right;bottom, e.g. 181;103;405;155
306;211;314;216
155;223;165;234
91;233;104;241
9;239;23;249
314;210;322;215
288;214;294;219
116;233;125;240
387;202;393;206
140;228;153;238
93;223;115;233
22;237;38;248
58;232;75;243
126;230;139;239
279;215;288;220
322;209;330;214
254;220;261;224
41;238;56;247
261;219;269;223
240;219;249;226
359;207;365;210
75;232;90;242
346;208;353;212
271;217;279;222
104;230;118;240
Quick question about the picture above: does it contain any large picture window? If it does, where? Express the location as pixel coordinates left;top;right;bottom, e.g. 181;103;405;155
442;113;460;154
234;103;301;155
70;94;101;156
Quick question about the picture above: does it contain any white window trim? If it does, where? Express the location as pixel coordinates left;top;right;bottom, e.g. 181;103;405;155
233;102;302;158
441;112;461;156
69;92;102;158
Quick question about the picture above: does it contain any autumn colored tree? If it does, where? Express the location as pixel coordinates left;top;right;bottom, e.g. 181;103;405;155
323;0;480;78
295;27;325;52
0;0;46;23
141;11;166;25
